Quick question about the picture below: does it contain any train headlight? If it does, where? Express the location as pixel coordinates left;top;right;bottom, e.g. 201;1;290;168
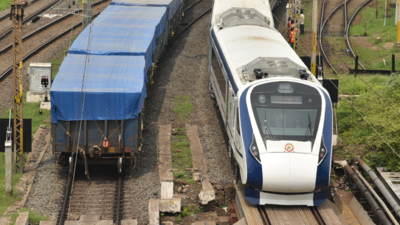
250;134;261;163
318;136;328;164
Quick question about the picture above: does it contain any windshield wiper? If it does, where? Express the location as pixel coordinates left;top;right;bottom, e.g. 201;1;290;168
304;112;312;141
264;112;275;141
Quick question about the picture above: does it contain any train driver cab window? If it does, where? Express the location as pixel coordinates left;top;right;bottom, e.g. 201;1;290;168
211;48;227;104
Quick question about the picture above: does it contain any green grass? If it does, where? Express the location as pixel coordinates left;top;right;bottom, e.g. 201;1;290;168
10;208;49;225
347;0;400;70
337;75;391;94
171;132;193;183
1;95;51;137
173;95;193;121
0;153;23;217
336;74;400;171
0;0;11;12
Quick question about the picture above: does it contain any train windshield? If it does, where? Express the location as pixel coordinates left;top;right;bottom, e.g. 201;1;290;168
251;82;322;143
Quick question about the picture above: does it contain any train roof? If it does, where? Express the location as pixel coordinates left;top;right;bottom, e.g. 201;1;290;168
211;0;274;28
50;54;147;123
211;25;319;92
68;5;167;71
110;0;181;20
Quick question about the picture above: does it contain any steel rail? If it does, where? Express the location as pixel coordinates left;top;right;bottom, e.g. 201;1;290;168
59;172;73;225
0;12;78;55
345;0;372;70
257;206;270;225
183;0;203;12
344;164;391;224
176;7;212;38
115;176;122;225
0;0;60;41
0;0;107;42
0;0;43;22
319;1;344;75
0;12;102;80
311;207;325;225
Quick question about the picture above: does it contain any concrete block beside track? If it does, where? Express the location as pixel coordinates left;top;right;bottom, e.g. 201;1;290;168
161;181;174;199
158;125;173;183
27;91;50;103
186;124;208;173
192;221;216;225
121;219;137;225
199;178;215;205
149;198;160;225
159;198;181;213
15;212;29;225
39;221;57;225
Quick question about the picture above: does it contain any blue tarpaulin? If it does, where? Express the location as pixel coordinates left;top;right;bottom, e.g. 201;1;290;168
110;0;181;20
50;55;147;123
68;5;167;71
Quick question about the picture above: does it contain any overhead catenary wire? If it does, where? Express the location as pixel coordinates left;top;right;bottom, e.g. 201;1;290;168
272;11;400;159
66;13;96;221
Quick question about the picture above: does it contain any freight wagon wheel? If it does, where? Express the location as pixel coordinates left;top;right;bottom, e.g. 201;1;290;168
69;155;74;175
118;157;123;175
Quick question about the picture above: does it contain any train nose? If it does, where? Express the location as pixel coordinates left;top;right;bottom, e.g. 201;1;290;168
260;153;318;193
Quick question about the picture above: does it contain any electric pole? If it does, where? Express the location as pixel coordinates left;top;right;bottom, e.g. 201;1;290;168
311;0;318;75
397;0;400;47
11;0;24;173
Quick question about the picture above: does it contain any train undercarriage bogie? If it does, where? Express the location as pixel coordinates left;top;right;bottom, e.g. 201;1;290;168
60;151;138;176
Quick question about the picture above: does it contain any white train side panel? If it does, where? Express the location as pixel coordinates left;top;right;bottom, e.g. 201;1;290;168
208;0;333;206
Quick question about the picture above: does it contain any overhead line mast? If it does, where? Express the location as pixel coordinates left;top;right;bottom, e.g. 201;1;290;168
11;0;24;173
311;0;318;75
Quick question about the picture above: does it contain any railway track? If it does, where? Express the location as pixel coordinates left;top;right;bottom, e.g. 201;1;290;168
0;0;61;41
0;0;110;80
235;182;343;225
319;0;369;75
258;205;329;225
175;0;212;38
0;0;43;23
59;162;125;225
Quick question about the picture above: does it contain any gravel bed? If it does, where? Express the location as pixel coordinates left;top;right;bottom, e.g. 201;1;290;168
26;126;68;220
24;0;236;223
151;0;235;185
26;147;68;220
28;127;50;163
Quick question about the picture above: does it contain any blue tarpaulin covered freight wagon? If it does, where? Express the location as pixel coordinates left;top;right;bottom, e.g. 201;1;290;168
50;0;183;167
51;54;147;157
110;0;182;44
110;0;182;20
68;5;167;71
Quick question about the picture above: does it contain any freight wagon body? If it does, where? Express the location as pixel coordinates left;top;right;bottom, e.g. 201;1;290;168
110;0;183;46
51;0;184;171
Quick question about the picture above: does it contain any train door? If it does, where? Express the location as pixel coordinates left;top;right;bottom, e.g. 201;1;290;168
233;103;244;161
227;84;235;140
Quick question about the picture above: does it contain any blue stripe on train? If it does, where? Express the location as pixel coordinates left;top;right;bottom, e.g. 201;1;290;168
240;86;263;190
314;89;333;206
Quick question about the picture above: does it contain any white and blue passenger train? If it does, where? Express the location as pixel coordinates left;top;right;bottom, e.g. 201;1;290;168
208;0;332;206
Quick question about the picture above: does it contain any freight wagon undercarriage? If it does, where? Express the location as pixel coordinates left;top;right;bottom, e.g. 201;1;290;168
53;113;144;175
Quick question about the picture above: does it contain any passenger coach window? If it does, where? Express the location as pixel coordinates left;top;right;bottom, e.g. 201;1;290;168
212;48;227;103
